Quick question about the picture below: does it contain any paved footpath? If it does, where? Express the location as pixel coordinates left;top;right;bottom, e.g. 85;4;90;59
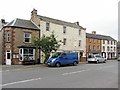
1;62;86;72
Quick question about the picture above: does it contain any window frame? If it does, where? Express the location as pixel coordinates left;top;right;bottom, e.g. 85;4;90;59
63;38;66;45
79;29;81;35
63;26;66;34
46;22;50;31
19;48;35;61
24;32;31;43
79;40;81;47
6;32;11;42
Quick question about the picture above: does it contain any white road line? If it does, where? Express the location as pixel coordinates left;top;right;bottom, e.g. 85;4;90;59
1;77;41;87
62;69;90;75
2;67;38;72
99;65;114;69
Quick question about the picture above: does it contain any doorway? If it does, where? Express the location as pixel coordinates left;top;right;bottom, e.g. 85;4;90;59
6;50;11;65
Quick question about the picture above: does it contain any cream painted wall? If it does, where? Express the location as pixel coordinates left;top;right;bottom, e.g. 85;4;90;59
101;40;117;58
40;21;86;56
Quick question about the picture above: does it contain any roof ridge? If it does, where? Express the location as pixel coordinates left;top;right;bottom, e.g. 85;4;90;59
3;18;39;30
87;33;111;37
11;18;17;26
38;15;85;29
39;15;74;24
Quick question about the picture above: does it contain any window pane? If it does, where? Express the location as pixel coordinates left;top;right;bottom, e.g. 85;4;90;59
25;38;30;42
63;26;66;33
79;40;81;46
46;23;49;31
24;49;28;54
29;49;33;54
20;49;22;54
25;33;30;38
7;32;11;42
23;55;29;61
63;38;66;45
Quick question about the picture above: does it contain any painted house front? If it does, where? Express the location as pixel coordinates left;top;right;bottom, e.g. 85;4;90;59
2;18;40;65
86;31;117;59
31;9;86;62
101;39;117;59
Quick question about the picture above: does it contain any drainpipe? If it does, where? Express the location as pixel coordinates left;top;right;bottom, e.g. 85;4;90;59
38;29;41;64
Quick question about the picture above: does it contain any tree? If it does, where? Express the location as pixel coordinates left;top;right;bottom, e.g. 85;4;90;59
33;32;61;63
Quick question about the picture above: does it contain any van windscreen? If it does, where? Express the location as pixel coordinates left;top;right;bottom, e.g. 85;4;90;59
51;52;61;58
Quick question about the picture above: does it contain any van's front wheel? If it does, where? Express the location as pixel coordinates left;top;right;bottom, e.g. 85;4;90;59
73;61;77;66
55;62;60;67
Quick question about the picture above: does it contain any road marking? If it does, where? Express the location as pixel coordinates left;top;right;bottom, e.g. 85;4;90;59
1;77;41;87
62;69;90;75
2;67;42;72
99;65;114;69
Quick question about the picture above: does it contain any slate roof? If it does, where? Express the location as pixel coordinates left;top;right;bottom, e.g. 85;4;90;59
86;33;116;41
5;18;39;30
38;15;86;30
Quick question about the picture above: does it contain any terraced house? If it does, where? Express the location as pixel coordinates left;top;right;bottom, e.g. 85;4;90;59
1;9;86;65
1;18;40;65
86;31;117;59
31;9;86;63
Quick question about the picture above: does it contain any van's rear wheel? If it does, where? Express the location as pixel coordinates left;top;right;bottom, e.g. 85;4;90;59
73;61;77;66
56;62;60;67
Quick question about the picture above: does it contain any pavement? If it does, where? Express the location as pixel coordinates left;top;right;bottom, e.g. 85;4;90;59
0;60;117;71
1;62;86;70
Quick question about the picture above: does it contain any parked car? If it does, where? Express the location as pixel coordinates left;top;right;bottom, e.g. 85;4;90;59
47;52;79;67
118;56;120;61
88;54;106;64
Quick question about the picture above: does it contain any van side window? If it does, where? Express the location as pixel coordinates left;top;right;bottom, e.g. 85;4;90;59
60;53;66;58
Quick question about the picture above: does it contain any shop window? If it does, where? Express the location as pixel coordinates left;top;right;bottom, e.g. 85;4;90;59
19;48;35;61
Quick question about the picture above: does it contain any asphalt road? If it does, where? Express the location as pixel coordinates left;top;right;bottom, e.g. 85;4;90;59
1;60;118;88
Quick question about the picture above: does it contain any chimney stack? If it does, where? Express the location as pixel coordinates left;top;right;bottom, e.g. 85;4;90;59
1;19;5;24
92;31;96;35
31;8;37;16
74;22;79;26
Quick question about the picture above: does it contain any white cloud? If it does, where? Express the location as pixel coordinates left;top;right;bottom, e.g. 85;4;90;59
0;0;119;40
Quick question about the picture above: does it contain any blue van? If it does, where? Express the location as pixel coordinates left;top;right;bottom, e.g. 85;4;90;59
47;52;79;67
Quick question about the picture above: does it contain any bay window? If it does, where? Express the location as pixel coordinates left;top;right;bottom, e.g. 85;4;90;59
19;48;35;61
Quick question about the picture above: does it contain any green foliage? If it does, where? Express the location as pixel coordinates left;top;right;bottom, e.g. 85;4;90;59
33;32;61;63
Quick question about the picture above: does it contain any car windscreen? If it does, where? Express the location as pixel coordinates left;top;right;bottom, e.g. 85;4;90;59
88;55;94;58
51;52;61;58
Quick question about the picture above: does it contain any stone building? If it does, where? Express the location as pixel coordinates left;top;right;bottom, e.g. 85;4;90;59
2;18;40;65
31;9;86;63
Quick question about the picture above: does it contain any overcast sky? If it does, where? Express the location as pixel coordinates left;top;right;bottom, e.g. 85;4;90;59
0;0;119;40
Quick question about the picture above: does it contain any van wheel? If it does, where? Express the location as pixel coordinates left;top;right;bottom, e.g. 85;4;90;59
56;62;60;67
73;62;77;66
